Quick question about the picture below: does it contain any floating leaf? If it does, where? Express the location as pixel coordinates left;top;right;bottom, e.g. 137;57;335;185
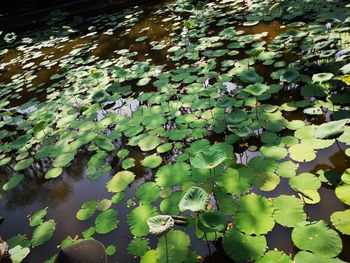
95;209;119;234
141;154;162;168
223;228;267;261
233;194;275;235
3;174;24;191
127;204;157;237
31;220;56;247
292;220;342;257
155;230;190;263
331;210;350;235
273;195;306;227
106;171;136;192
128;238;149;257
138;135;161;151
256;250;293;263
155;162;191;187
9;245;30;263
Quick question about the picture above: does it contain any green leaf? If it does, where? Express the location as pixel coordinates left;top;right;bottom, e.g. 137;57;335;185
44;167;63;179
3;174;24;191
95;209;119;234
106;171;136;192
138;135;161;151
256;250;293;263
155;162;191;187
147;215;174;235
292;221;342;257
127;204;157;237
106;245;117;256
14;158;34;171
331;209;350;235
289;173;321;191
198;211;227;233
141;154;162;168
29;209;47;227
216;167;254;195
178;186;209;212
9;245;30;263
273;195;306;227
128;238;149;257
31;220;56;247
335;184;350;205
233;194;275;235
155;230;190;263
135;182;160;204
223;228;267;261
76;200;97;220
294;251;345;263
314;119;348;139
190;149;227;170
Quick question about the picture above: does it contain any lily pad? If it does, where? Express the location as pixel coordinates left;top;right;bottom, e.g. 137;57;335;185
95;209;119;234
292;220;342;257
223;228;267;261
106;171;136;193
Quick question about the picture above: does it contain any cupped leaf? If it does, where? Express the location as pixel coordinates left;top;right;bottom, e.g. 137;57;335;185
198;211;227;232
147;215;174;235
178;186;209;212
190;148;227;169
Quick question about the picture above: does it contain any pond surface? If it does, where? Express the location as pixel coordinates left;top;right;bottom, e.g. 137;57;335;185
0;0;350;262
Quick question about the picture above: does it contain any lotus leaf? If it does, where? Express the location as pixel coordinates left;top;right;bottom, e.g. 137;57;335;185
223;228;267;261
95;209;119;234
155;230;190;263
138;135;160;151
3;174;24;191
106;171;136;192
127;204;157;236
178;186;209;212
155;162;191;187
198;211;227;232
292;220;342;257
9;245;30;263
127;238;149;257
294;251;345;263
273;195;306;227
147;215;174;235
190;148;227;169
135;182;160;204
331;210;350;235
314;119;348;139
256;250;293;263
233;194;275;235
31;220;56;247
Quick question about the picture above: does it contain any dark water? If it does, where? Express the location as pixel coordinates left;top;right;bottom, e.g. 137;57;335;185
0;1;349;262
